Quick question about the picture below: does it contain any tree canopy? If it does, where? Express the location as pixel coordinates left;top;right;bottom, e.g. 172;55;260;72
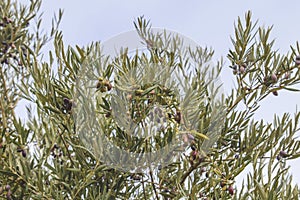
0;0;300;199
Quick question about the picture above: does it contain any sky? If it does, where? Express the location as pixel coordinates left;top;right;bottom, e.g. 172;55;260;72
18;0;300;187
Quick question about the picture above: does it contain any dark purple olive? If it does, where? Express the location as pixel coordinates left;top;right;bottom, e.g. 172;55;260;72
272;91;278;96
279;150;289;158
228;185;234;195
63;98;73;111
205;172;209;178
5;185;10;191
22;150;26;157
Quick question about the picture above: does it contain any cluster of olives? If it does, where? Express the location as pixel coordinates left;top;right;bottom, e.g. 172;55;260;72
0;16;27;67
230;55;300;97
50;144;64;164
61;98;75;114
0;184;12;199
96;77;112;92
231;64;247;75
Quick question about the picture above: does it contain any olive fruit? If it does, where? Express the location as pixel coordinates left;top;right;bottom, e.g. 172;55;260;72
239;66;245;74
220;181;226;188
22;150;27;157
272;90;278;96
271;74;278;83
279;150;289;158
5;185;10;191
63;98;73;111
295;56;300;65
228;185;234;195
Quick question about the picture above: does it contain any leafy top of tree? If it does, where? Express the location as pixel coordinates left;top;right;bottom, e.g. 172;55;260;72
0;0;300;199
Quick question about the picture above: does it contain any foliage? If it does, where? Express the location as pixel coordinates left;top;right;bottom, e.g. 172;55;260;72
0;0;300;199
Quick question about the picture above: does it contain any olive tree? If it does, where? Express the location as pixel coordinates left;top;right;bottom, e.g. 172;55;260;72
1;0;300;199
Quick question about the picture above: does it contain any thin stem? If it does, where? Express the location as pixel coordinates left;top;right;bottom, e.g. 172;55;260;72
180;158;204;186
141;175;147;199
149;166;159;200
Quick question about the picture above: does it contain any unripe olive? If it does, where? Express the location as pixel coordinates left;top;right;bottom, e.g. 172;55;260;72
0;186;3;194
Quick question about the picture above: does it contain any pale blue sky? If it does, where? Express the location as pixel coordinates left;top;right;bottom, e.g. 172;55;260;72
20;0;300;186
